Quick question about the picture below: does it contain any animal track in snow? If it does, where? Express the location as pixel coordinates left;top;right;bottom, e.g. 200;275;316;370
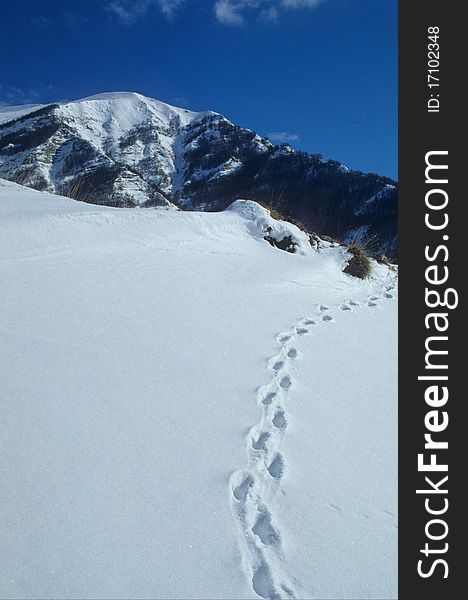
253;510;280;546
260;390;277;406
252;564;276;599
252;432;270;451
272;411;287;430
272;360;284;371
230;281;397;598
230;318;302;597
268;454;285;479
232;472;254;501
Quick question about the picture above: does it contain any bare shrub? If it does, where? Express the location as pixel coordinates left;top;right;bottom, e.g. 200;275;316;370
343;242;372;279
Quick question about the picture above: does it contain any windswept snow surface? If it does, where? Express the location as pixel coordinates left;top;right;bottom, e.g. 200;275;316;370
0;180;397;599
0;104;46;125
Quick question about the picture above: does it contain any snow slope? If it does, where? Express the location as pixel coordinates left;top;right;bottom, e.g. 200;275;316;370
0;180;397;599
0;104;46;125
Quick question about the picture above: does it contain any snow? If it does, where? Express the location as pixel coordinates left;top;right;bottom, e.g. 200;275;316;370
0;180;397;599
189;158;244;185
65;92;213;131
271;145;294;158
57;93;210;195
0;93;222;201
355;186;395;216
210;157;243;180
0;103;46;125
226;200;312;254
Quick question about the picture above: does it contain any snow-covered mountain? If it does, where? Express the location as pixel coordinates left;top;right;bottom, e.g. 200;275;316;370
0;179;397;599
0;92;397;256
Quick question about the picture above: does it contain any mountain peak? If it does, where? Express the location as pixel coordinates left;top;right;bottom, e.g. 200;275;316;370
57;91;218;131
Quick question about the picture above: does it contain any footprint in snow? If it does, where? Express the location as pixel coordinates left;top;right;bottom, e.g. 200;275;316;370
268;454;284;479
368;301;377;307
278;334;291;344
252;432;270;451
339;303;352;311
252;563;277;600
303;319;316;326
348;300;360;307
321;314;333;322
385;292;393;299
319;304;330;312
252;511;280;546
279;375;292;389
261;392;277;406
296;327;309;335
272;411;287;430
287;348;297;359
232;472;254;501
279;584;296;599
272;360;284;371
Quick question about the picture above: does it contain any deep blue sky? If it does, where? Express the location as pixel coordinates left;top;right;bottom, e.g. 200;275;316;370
0;0;397;179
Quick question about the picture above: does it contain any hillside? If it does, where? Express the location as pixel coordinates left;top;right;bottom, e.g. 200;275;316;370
0;180;397;599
